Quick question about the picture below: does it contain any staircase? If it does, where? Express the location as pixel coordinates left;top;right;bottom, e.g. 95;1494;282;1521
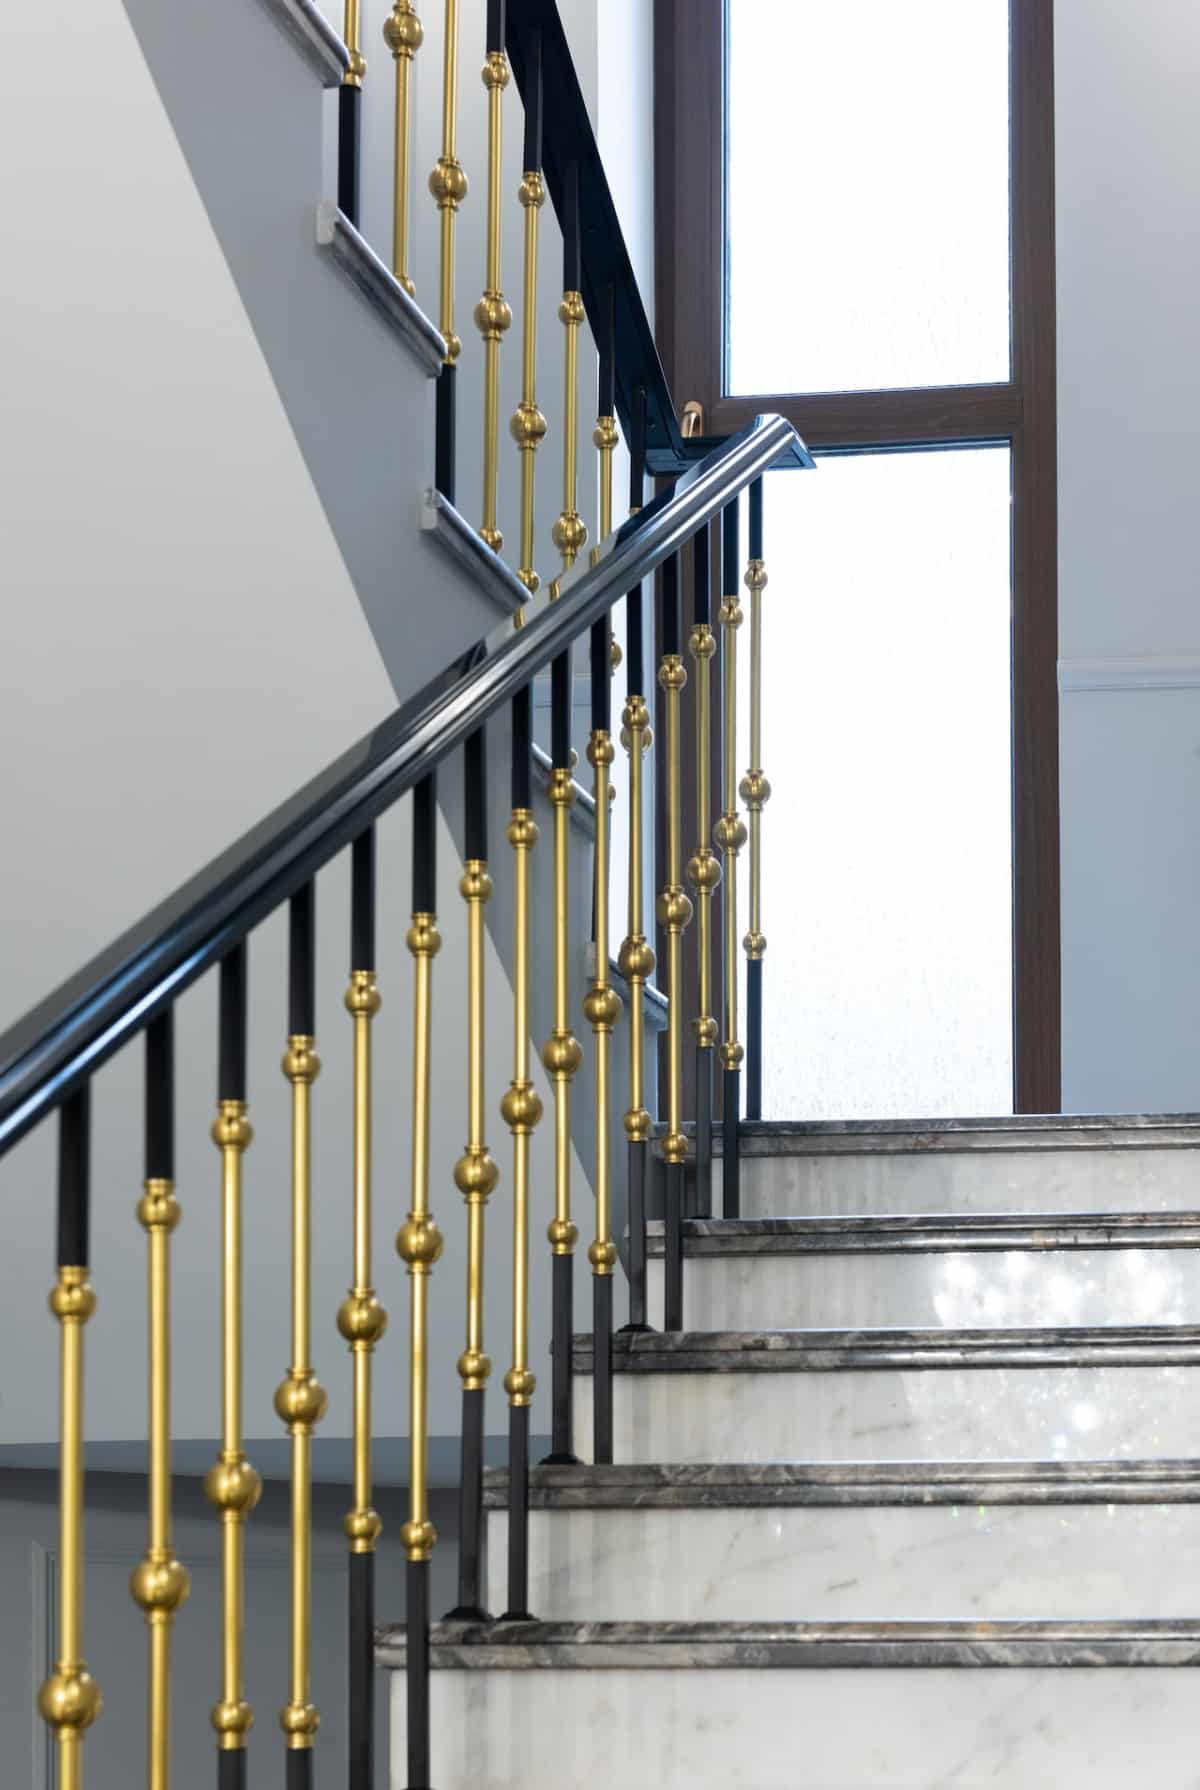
4;1;1195;1788
385;1118;1200;1787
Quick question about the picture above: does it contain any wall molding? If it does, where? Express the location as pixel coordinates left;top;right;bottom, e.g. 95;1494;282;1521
1059;654;1200;693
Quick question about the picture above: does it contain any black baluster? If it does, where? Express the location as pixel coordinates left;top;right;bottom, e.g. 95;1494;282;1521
338;82;362;227
720;499;745;1218
621;388;653;1334
745;476;766;1121
690;523;716;1223
449;726;495;1621
660;548;687;1331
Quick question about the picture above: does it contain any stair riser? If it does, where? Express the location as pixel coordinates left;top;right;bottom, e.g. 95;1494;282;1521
646;1248;1200;1330
572;1363;1195;1464
486;1502;1200;1622
721;1146;1200;1216
392;1669;1200;1789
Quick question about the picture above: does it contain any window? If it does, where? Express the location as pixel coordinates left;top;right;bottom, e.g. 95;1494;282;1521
656;0;1058;1111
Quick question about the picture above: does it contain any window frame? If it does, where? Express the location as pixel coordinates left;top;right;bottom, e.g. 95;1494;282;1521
654;0;1060;1111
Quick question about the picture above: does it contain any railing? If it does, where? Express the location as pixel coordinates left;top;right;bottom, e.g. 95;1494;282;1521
2;0;815;1782
3;411;805;1790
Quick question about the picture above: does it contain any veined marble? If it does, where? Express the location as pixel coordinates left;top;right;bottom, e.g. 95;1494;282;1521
485;1501;1200;1622
646;1245;1200;1331
719;1131;1200;1217
572;1361;1200;1463
390;1662;1200;1789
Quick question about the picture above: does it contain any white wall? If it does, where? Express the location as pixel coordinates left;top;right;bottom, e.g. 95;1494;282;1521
1056;0;1200;1111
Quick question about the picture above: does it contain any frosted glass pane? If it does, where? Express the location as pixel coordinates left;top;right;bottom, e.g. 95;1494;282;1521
727;0;1011;394
739;450;1013;1118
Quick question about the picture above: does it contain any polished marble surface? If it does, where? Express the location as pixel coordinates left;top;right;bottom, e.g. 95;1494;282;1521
645;1245;1200;1331
731;1141;1200;1216
486;1500;1200;1621
573;1361;1200;1463
391;1663;1200;1788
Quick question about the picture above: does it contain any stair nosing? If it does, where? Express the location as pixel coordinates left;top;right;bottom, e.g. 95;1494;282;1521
377;1616;1200;1670
316;204;446;375
645;1211;1200;1255
663;1114;1200;1158
571;1323;1200;1371
480;1457;1200;1508
256;0;348;86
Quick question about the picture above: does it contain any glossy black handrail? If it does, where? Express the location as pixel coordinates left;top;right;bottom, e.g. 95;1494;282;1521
505;3;804;480
0;417;809;1157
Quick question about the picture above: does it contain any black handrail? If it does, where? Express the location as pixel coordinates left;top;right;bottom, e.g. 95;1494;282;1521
0;415;807;1156
506;1;801;480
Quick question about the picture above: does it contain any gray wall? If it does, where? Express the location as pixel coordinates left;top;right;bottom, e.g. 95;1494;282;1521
1056;0;1200;1111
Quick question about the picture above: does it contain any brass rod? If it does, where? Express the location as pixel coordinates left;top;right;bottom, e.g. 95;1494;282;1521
716;592;748;1068
553;293;587;570
584;730;622;1280
430;0;467;362
132;1182;189;1790
40;1266;101;1790
512;173;547;594
593;415;618;567
619;690;654;1143
503;813;542;1407
656;657;692;1165
384;2;424;296
741;558;771;964
544;768;582;1259
456;864;498;1394
276;1039;326;1749
343;0;365;84
339;976;386;1557
205;1102;261;1753
688;620;720;1051
399;914;443;1560
477;49;512;551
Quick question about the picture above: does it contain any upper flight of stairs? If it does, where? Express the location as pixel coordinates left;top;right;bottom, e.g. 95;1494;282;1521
384;1115;1200;1788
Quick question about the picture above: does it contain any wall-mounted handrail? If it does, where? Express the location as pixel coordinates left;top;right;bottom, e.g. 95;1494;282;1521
0;414;807;1158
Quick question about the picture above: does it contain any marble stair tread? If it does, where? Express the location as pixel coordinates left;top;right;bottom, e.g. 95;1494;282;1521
481;1458;1200;1508
646;1211;1200;1252
572;1324;1200;1371
378;1616;1200;1669
681;1115;1200;1156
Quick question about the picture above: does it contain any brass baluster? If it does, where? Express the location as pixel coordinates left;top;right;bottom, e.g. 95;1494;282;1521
477;4;512;551
656;551;692;1329
430;0;467;364
500;683;542;1612
552;161;587;583
276;887;327;1775
451;727;498;1617
618;388;654;1332
206;945;262;1771
511;29;546;596
715;501;748;1214
130;1014;189;1790
39;1087;102;1790
741;477;771;1120
686;523;720;1220
338;830;387;1790
384;0;423;296
398;774;443;1788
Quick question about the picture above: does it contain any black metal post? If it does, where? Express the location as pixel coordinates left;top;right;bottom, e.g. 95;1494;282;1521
436;364;457;503
503;1400;532;1619
664;1160;684;1331
348;1548;374;1790
746;961;764;1120
450;1387;489;1620
217;1755;246;1790
405;1557;432;1789
723;1069;741;1217
338;82;361;226
745;476;766;1119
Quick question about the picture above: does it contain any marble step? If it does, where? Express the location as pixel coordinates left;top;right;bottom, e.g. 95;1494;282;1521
382;1619;1200;1789
482;1461;1200;1622
570;1327;1200;1464
681;1115;1200;1216
645;1212;1200;1330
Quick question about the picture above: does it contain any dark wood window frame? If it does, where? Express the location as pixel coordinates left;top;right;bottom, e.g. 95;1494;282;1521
654;0;1060;1113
